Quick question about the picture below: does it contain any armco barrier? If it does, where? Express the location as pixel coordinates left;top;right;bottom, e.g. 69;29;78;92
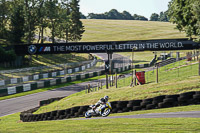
50;79;57;86
61;78;66;83
0;58;97;87
20;91;200;122
56;78;61;85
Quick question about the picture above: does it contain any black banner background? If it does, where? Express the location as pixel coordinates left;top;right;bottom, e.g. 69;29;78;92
14;38;200;55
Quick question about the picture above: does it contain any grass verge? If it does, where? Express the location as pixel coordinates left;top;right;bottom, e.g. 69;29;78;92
0;105;200;133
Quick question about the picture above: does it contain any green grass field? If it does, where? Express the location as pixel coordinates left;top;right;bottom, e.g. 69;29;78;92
1;20;199;133
81;19;186;42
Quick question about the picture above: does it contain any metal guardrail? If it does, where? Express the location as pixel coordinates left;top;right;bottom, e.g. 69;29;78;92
0;59;97;88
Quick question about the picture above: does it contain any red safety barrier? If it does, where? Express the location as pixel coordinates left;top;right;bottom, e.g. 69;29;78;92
136;71;145;84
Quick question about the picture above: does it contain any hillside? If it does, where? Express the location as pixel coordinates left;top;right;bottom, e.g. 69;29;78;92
81;19;186;42
35;60;200;114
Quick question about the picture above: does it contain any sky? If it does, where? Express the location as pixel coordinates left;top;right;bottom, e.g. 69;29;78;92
80;0;171;19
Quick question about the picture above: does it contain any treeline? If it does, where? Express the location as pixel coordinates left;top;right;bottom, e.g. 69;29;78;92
81;9;169;22
82;9;148;21
0;0;84;46
150;11;169;22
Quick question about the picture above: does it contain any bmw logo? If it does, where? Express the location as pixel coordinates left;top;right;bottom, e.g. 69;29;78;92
28;45;37;54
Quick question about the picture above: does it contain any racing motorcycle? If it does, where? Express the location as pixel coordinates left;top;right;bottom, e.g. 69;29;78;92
85;102;112;118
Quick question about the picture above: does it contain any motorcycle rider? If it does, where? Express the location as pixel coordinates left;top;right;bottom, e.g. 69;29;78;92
93;96;109;115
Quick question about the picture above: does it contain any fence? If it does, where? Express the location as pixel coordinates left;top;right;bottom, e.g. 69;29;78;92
85;58;200;93
146;60;199;84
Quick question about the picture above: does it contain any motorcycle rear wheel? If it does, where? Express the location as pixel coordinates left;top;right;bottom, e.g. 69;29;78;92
85;111;92;118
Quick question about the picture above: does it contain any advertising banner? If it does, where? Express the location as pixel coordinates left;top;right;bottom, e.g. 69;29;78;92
14;38;200;55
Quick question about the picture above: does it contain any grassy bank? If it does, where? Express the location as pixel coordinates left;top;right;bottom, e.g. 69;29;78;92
35;60;200;114
81;19;186;42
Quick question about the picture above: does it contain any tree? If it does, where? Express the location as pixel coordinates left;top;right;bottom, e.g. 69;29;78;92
37;0;48;44
150;13;159;21
24;0;40;44
159;11;169;22
168;0;200;41
0;0;10;40
133;14;148;21
45;0;59;43
9;0;25;44
192;0;200;41
106;9;123;19
122;11;133;20
80;12;86;19
87;13;107;19
58;0;71;42
87;9;139;20
68;0;85;41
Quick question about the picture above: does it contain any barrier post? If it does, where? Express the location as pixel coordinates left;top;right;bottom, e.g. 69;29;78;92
134;70;136;86
156;64;159;83
88;84;90;93
115;72;117;88
106;73;108;89
109;75;111;87
85;86;87;94
199;59;200;76
111;74;114;86
100;80;102;89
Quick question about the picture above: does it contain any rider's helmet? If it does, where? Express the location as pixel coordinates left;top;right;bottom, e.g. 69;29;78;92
104;96;109;102
100;98;106;103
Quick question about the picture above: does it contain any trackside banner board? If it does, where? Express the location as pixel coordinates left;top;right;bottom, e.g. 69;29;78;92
14;38;200;55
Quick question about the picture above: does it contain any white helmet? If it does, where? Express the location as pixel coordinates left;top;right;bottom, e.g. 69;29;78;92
104;96;109;102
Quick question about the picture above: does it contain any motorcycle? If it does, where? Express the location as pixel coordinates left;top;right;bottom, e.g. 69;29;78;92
85;102;112;118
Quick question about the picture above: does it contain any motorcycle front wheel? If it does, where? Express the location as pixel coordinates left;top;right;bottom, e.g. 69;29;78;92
101;108;111;117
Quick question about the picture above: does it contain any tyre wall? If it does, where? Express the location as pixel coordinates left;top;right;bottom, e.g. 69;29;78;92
20;91;200;122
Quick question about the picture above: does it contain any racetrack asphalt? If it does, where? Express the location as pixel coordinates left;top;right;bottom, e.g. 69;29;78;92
71;111;200;120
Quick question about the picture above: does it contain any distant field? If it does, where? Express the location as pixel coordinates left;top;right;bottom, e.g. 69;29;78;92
43;19;186;42
81;19;188;64
81;19;186;42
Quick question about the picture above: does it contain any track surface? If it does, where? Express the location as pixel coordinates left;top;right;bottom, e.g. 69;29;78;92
0;53;125;117
72;111;200;120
